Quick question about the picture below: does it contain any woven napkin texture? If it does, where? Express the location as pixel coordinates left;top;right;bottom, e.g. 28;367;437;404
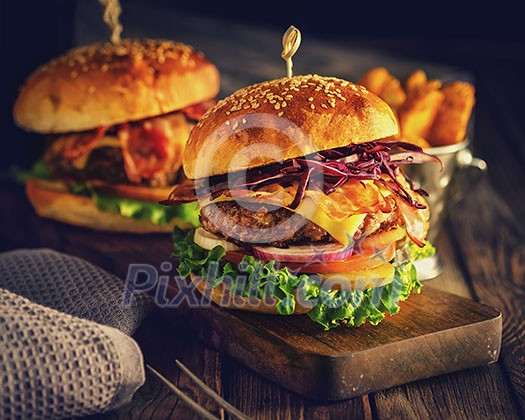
0;249;155;419
0;248;153;335
0;288;145;419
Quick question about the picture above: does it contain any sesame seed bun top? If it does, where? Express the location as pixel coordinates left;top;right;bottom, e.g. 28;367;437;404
13;39;220;134
183;74;399;180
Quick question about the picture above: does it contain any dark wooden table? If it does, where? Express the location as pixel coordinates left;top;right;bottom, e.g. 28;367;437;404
2;7;525;419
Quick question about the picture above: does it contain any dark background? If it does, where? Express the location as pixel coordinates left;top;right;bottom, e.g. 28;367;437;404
1;0;524;171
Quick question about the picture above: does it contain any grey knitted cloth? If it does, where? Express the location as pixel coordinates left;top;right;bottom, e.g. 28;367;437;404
0;249;154;419
0;248;153;335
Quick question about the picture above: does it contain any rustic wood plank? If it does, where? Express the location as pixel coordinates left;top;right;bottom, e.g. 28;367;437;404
441;71;525;416
448;182;525;416
91;315;224;420
372;364;520;420
471;76;525;225
221;356;371;420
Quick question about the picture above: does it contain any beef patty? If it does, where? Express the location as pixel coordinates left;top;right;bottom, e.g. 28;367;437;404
200;198;400;248
200;201;332;247
45;146;177;188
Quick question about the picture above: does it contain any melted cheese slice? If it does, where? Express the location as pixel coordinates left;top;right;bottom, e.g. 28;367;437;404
315;261;395;290
293;197;366;246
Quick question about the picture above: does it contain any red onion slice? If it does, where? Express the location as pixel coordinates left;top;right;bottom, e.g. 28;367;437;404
252;243;354;263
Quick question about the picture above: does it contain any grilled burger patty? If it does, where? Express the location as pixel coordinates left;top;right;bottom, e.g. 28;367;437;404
200;201;332;247
200;198;401;248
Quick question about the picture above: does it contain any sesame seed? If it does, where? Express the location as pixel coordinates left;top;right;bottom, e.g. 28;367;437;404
87;86;96;93
196;74;361;128
70;71;78;79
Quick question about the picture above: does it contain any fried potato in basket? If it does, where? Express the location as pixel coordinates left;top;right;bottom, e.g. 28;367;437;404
381;77;407;110
398;84;445;140
359;67;475;148
405;69;428;93
360;67;406;111
359;67;390;95
430;82;475;146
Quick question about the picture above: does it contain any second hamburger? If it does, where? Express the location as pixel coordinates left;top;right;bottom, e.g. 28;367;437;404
14;38;219;232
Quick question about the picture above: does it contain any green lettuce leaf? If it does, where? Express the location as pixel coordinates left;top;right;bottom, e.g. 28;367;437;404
172;227;424;329
20;159;199;227
307;260;421;329
12;158;52;183
69;182;199;227
409;239;436;260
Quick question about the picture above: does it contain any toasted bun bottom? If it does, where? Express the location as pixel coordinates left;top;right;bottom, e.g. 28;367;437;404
190;273;312;315
25;178;191;233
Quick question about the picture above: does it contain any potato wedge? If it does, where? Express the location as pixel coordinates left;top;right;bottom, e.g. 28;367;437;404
359;67;390;95
405;69;427;94
398;86;445;140
381;75;407;110
430;81;475;146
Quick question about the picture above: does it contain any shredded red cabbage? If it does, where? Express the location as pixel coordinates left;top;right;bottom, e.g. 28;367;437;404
198;141;441;210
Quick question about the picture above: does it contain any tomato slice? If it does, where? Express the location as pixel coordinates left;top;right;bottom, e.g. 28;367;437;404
223;250;247;264
283;243;395;273
222;240;397;274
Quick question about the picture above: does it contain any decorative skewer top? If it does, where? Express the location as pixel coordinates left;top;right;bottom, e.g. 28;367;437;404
281;25;301;78
98;0;123;44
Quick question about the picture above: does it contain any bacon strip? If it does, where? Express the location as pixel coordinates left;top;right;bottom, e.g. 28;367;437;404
181;99;217;120
394;195;428;247
47;126;107;161
119;121;171;184
160;177;198;205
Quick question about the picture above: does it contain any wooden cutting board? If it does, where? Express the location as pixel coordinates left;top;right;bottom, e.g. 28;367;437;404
164;285;502;401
